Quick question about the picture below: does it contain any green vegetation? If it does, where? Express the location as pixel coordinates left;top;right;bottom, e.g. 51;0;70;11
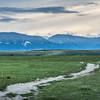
0;54;100;100
1;50;100;56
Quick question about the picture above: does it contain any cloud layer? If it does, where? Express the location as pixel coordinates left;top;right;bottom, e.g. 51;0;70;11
0;17;17;22
0;7;78;14
0;0;99;37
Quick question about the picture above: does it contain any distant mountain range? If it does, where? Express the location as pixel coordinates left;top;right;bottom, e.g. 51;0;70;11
0;32;100;51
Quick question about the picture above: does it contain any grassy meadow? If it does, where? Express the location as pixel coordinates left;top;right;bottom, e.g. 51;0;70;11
0;53;100;100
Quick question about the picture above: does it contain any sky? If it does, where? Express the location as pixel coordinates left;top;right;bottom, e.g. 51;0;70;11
0;0;100;37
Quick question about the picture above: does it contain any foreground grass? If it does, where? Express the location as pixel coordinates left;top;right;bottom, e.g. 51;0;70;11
0;55;100;100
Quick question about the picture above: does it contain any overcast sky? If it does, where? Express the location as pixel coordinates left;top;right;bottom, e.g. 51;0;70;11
0;0;100;36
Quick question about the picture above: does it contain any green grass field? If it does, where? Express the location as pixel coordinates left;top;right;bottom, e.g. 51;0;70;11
0;55;100;100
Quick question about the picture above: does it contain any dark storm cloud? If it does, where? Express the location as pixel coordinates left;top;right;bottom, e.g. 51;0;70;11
0;17;17;22
0;7;78;14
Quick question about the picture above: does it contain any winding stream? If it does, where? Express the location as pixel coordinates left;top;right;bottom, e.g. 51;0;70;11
0;63;99;100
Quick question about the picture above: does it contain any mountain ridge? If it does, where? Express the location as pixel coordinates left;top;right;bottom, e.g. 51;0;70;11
0;32;100;51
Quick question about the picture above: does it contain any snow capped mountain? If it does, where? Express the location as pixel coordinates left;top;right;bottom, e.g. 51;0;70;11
0;32;61;51
48;34;100;49
24;41;31;47
0;32;100;51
